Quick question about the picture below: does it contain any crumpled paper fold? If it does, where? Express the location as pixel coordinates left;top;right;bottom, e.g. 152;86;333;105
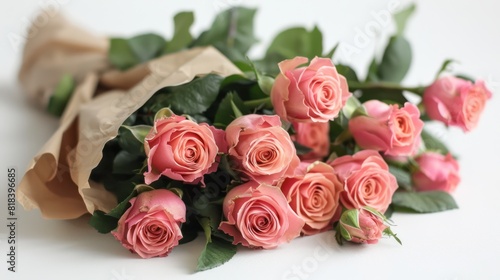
17;14;241;219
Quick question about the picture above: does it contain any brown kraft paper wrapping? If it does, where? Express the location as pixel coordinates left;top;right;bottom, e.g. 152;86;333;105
17;13;110;108
17;17;242;219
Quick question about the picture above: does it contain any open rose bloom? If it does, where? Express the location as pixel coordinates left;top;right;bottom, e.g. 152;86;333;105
271;56;351;123
144;114;227;185
423;76;492;132
219;182;304;249
225;114;300;184
112;189;186;258
328;150;398;214
412;152;460;193
280;161;343;235
349;100;424;157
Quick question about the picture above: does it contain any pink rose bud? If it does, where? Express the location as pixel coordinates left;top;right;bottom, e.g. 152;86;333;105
112;189;186;258
271;56;351;123
292;121;330;161
280;161;343;235
225;114;300;184
423;76;492;132
144;114;227;185
339;208;388;244
412;152;460;193
328;150;397;213
349;100;424;157
219;181;305;249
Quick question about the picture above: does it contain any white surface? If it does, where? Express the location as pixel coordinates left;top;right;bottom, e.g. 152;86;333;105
1;1;500;279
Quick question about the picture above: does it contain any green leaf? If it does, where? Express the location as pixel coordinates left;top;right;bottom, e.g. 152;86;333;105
219;154;240;181
105;194;133;220
164;11;194;54
247;59;275;95
366;57;379;82
455;74;475;83
196;237;237;272
384;204;394;219
89;210;118;234
128;33;166;63
392;191;458;213
393;4;416;36
47;74;75;116
179;223;200;245
333;128;353;146
101;174;143;203
359;88;408;105
336;64;359;82
339;224;351;242
153;107;175;122
309;25;323;58
118;125;152;155
230;100;243;118
388;165;412;191
435;59;456;79
266;26;323;59
383;227;402;245
421;129;450;154
340;209;360;228
193;7;258;61
107;184;154;219
199;217;212;243
257;26;324;76
324;43;339;59
214;92;250;128
108;38;140;70
342;96;364;119
377;36;412;83
112;150;144;175
154;74;223;115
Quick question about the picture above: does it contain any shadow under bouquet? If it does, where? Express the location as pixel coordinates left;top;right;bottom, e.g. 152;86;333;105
17;4;491;271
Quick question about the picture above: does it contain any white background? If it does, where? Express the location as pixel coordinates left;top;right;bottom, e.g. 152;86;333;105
1;0;500;279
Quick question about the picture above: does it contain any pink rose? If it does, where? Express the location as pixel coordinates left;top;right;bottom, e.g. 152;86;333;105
271;56;351;123
219;182;304;249
144;114;227;185
412;152;460;193
423;76;492;132
112;189;186;258
349;100;424;156
338;208;387;244
292;121;330;161
328;150;397;213
225;114;300;184
280;161;343;235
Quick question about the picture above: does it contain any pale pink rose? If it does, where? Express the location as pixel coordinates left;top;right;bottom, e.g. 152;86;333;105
423;76;492;132
112;189;186;258
292;121;330;161
349;100;424;156
144;114;227;185
328;150;397;213
219;182;304;249
271;56;351;123
412;152;460;193
339;208;387;244
280;161;343;235
225;114;300;184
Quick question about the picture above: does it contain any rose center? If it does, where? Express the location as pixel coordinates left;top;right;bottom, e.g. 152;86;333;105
247;137;286;175
392;113;414;144
464;93;485;123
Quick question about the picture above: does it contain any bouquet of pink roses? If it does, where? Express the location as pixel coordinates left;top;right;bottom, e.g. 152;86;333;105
17;4;491;271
